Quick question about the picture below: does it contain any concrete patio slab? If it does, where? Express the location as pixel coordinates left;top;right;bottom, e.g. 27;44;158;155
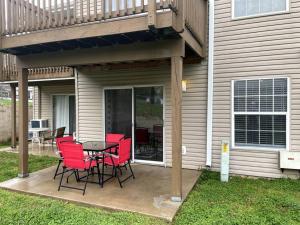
0;164;200;221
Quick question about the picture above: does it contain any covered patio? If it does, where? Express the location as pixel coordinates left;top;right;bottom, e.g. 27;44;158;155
0;163;200;221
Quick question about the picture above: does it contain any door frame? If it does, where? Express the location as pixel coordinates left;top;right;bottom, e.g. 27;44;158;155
103;85;166;166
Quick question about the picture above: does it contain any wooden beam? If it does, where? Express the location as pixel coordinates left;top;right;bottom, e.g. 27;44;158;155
2;12;173;49
10;84;17;148
180;29;204;57
18;67;29;178
17;40;184;68
171;55;183;202
148;0;157;28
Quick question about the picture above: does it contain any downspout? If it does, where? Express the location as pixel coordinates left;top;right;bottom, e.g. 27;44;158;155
206;0;214;167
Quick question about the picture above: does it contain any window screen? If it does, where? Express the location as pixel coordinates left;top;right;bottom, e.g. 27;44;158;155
233;78;288;148
234;0;287;18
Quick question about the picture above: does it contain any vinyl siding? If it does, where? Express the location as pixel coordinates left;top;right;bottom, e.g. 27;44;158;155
213;0;300;178
33;84;75;129
32;86;39;119
77;62;208;170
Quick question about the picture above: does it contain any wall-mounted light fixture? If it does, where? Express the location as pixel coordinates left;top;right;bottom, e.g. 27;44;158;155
182;80;187;92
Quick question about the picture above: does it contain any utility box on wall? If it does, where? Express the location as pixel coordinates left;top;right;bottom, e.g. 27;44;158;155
279;151;300;171
221;140;230;182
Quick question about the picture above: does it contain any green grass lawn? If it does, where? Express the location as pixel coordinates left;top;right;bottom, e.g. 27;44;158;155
0;152;165;225
0;143;10;149
174;171;300;225
0;151;299;225
0;152;57;182
0;98;33;107
0;98;12;107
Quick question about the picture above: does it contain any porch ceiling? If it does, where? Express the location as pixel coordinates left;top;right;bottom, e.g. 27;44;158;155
1;28;179;56
0;164;200;222
16;39;185;68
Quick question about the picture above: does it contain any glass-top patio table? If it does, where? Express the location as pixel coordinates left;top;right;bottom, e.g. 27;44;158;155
82;141;119;187
82;141;118;153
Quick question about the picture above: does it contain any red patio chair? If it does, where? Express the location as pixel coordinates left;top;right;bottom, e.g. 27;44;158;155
53;135;74;180
103;138;135;188
105;133;125;154
58;142;97;195
135;128;149;152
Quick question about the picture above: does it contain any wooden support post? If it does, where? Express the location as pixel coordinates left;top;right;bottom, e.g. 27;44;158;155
10;84;17;148
173;0;184;33
171;55;183;202
18;68;29;178
148;0;156;28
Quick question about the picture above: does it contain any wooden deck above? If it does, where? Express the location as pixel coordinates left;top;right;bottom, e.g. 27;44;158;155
0;54;74;82
0;0;207;57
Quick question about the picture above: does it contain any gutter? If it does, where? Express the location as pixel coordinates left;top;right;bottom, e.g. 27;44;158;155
206;0;214;167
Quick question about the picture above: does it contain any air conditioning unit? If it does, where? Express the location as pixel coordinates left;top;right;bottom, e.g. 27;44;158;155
279;151;300;171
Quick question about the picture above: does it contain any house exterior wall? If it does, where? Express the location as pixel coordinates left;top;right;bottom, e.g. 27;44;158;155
76;62;208;170
32;84;75;129
33;86;39;119
212;0;300;178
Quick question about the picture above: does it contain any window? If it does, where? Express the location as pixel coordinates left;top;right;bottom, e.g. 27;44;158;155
233;0;288;18
233;78;288;149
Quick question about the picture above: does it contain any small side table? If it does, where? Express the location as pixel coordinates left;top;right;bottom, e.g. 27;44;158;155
29;128;50;146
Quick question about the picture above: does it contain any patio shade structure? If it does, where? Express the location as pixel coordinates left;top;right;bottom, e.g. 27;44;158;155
14;40;185;200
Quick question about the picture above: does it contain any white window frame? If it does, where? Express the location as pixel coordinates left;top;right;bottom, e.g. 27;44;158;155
232;0;290;20
231;77;290;151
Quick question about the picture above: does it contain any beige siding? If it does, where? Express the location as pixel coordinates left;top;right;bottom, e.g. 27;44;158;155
38;85;75;129
77;62;208;170
32;86;39;119
213;0;300;178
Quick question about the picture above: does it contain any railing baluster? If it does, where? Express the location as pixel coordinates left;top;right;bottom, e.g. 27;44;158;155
124;0;128;15
66;0;70;24
86;0;90;21
80;0;83;22
115;0;120;16
37;0;41;30
11;0;16;33
25;0;30;32
6;0;11;34
60;0;63;25
93;0;97;20
20;0;24;32
29;0;32;31
16;0;21;32
70;0;75;24
0;0;3;35
73;0;78;23
32;0;36;30
132;0;136;14
48;0;52;28
54;0;58;26
14;0;18;33
42;0;46;28
101;0;105;19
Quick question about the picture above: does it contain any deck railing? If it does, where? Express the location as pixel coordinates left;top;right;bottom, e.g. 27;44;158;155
0;0;176;36
0;0;206;53
0;54;74;81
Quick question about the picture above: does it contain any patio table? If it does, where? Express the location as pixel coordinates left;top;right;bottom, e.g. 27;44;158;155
82;141;119;187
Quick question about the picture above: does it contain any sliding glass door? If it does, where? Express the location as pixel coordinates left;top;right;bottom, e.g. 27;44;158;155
134;87;164;162
104;86;164;163
105;89;133;138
